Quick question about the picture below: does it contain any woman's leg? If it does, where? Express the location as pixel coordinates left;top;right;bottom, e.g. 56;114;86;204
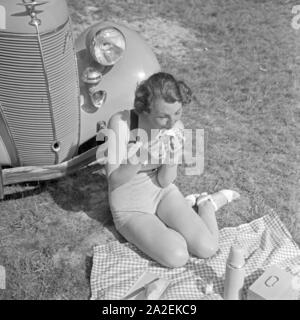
184;190;240;241
156;188;219;259
195;190;240;240
117;212;189;268
196;199;219;241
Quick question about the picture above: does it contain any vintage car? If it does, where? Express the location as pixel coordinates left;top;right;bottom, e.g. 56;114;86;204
0;0;160;198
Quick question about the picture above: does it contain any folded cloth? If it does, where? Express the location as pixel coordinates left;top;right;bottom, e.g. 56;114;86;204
90;210;300;300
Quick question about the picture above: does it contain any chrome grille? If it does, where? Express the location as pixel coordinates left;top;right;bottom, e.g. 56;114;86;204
0;20;80;166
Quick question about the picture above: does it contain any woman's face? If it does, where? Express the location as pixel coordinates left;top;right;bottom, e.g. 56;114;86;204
144;99;183;130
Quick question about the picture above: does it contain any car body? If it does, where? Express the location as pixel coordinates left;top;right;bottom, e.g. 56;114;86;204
0;0;160;168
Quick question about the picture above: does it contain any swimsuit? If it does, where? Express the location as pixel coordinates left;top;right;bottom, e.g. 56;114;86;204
107;109;179;230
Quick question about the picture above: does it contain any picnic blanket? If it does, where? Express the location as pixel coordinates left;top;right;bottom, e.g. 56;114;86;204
90;211;300;300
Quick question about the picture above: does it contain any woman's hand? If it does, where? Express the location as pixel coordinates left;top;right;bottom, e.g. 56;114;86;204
158;127;185;165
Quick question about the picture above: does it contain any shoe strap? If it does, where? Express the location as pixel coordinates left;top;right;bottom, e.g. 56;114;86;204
196;195;218;211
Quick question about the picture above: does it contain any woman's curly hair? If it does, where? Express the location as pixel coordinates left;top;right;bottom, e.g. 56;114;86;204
134;72;193;114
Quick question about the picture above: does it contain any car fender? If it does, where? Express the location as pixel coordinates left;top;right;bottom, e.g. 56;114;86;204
75;21;161;145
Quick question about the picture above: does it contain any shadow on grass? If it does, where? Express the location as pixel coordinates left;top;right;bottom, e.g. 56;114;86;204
2;165;114;228
43;166;107;217
1;164;129;299
46;164;124;240
46;165;125;297
85;254;93;299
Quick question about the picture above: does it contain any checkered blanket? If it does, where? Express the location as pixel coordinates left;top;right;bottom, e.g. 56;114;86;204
90;211;300;300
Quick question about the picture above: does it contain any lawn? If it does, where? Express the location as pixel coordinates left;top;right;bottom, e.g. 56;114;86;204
0;0;299;299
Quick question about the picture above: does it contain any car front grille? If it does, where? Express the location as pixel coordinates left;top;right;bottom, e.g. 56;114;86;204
0;19;80;166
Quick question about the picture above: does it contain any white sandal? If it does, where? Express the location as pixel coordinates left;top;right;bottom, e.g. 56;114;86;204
219;189;240;203
196;193;219;211
186;189;240;211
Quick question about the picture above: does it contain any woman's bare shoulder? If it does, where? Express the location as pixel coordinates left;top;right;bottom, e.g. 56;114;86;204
107;109;130;130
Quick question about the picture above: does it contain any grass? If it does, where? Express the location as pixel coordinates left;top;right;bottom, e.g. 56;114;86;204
0;0;300;299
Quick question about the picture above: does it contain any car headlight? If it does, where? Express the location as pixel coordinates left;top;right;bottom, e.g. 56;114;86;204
86;27;126;66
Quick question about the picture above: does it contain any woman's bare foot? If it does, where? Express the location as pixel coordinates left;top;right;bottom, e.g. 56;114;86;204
196;190;240;212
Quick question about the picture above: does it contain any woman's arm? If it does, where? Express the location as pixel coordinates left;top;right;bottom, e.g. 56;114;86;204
156;163;178;188
109;160;142;190
105;113;142;190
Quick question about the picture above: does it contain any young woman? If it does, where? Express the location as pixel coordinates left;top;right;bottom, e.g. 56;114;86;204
105;72;239;268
